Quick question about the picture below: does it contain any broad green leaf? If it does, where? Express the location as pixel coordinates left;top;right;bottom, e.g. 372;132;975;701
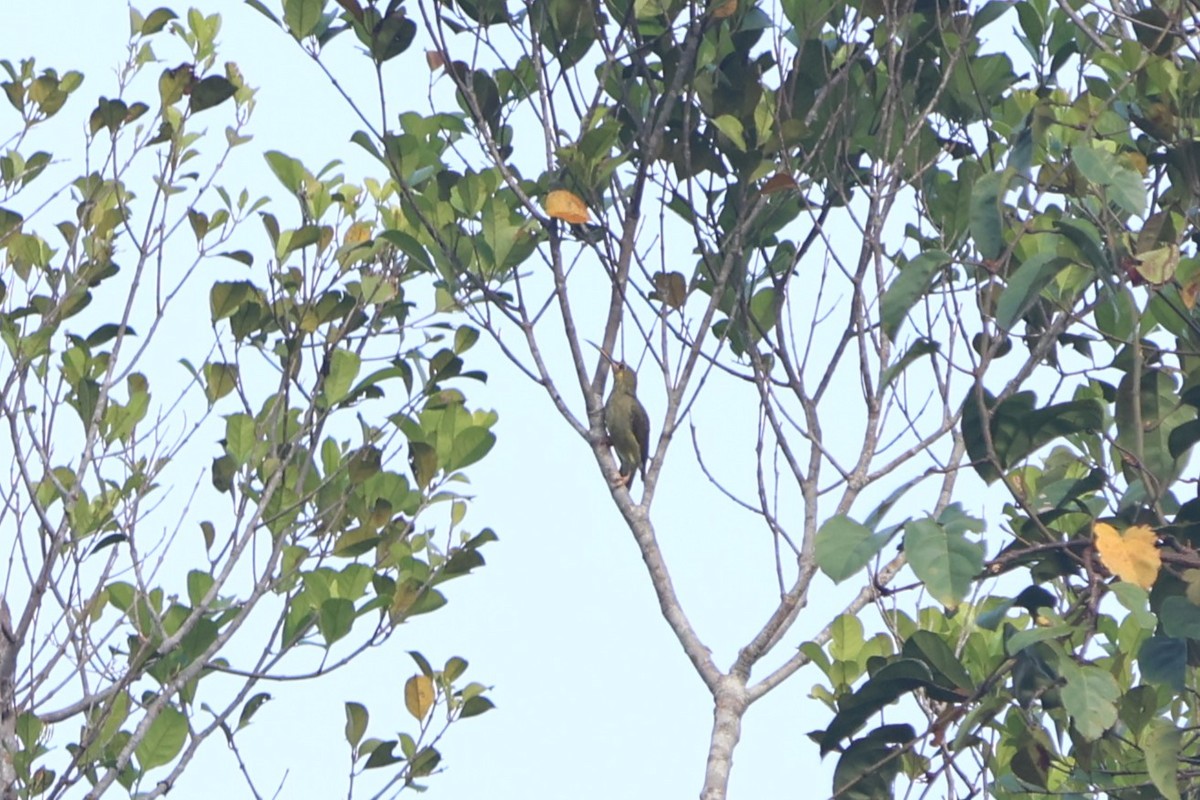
448;427;495;471
225;413;256;464
203;362;238;404
1138;636;1186;691
318;597;356;644
969;169;1010;260
135;704;187;771
903;518;984;609
814;515;897;583
322;349;361;406
880;251;950;341
1059;661;1119;740
901;631;974;692
819;659;938;754
1073;144;1146;216
210;280;255;321
189;76;236;113
264;150;307;194
284;0;324;38
1141;718;1183;800
994;252;1069;331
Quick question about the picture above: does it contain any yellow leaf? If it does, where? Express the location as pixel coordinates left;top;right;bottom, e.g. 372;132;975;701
1094;522;1161;590
545;189;591;224
404;674;435;721
344;221;372;246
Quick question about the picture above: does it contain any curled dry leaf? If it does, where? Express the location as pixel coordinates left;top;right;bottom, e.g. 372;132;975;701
545;189;591;224
652;270;688;309
761;173;798;194
1094;522;1161;590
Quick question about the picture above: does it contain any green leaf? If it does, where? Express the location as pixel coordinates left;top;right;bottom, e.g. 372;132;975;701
225;413;256;464
903;518;984;609
210;280;255;321
880;251;950;341
1073;144;1146;216
994;252;1069;331
712;115;747;151
819;659;937;754
264;150;307;194
1159;596;1200;639
901;631;974;692
345;702;369;748
186;570;214;606
203;362;238;404
284;0;324;38
189;76;237;113
1138;636;1186;691
880;338;939;391
448;427;495;471
318;597;356;644
135;704;187;771
1141;718;1183;800
141;7;178;34
322;349;361;406
814;515;897;583
1059;661;1119;740
237;693;271;730
969;169;1010;260
832;727;908;800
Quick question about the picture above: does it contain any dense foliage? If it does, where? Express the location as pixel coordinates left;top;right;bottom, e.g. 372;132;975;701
9;0;1200;797
263;0;1200;797
1;8;495;798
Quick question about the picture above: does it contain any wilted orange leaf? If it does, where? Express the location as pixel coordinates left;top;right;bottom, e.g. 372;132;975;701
426;50;445;71
545;189;591;224
1094;522;1161;590
710;0;737;17
404;674;435;720
1181;277;1200;310
761;173;797;194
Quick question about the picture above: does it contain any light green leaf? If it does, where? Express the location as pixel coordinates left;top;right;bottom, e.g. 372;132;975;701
135;704;187;771
1141;718;1182;800
1059;662;1119;740
815;515;897;583
283;0;324;38
323;350;361;406
903;518;984;609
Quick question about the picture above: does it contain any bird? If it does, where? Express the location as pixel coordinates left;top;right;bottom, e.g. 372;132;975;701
598;349;651;489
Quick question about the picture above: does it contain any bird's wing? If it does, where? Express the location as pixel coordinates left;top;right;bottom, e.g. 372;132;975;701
632;399;650;478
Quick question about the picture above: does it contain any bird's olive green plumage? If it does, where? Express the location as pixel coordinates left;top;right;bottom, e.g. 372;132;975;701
603;360;650;487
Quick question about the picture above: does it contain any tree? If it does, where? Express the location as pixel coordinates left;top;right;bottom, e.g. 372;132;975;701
1;8;496;798
248;0;1200;797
